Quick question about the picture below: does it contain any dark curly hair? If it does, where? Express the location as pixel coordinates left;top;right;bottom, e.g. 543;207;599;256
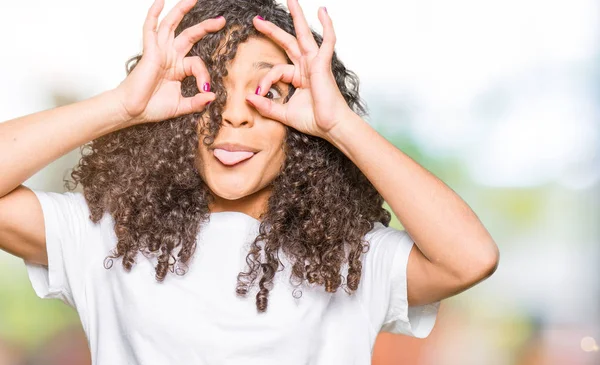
66;0;391;312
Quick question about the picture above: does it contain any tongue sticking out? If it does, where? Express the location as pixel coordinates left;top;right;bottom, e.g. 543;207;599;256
213;148;255;166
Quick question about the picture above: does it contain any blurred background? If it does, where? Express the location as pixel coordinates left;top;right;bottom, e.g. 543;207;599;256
0;0;598;364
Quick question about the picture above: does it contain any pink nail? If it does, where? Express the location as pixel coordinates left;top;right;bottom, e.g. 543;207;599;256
203;82;210;92
257;15;264;21
324;7;327;13
255;86;261;95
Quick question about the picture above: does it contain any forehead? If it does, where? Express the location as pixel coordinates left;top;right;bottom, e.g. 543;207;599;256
227;36;289;71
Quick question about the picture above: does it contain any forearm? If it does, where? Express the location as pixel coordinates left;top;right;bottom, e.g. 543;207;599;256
0;89;131;198
325;112;498;279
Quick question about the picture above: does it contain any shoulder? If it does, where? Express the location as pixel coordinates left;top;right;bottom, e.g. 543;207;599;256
32;190;91;216
32;189;112;234
360;221;415;270
364;221;411;245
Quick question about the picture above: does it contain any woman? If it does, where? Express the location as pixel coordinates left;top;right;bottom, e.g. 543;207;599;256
0;0;499;363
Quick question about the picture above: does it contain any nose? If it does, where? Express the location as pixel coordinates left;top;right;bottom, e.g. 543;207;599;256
220;87;255;128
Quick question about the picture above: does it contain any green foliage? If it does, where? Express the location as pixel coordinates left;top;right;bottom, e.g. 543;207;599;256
0;264;80;349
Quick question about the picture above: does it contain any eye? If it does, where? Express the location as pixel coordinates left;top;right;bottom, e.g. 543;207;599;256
265;85;283;101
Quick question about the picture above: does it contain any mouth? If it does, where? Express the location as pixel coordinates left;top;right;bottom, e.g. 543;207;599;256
213;148;258;166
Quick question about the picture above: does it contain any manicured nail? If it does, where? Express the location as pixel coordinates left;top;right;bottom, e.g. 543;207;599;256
257;15;264;21
203;82;210;92
206;101;211;106
323;7;327;13
255;86;261;95
214;15;224;19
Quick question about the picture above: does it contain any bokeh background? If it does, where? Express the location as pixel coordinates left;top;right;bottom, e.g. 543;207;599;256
0;0;598;364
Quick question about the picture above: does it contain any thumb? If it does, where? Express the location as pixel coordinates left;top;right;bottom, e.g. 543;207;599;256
177;92;215;116
246;94;288;124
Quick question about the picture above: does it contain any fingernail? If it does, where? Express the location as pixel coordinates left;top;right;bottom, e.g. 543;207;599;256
323;7;327;13
257;15;264;21
214;15;223;19
206;101;211;106
203;82;210;92
255;86;261;95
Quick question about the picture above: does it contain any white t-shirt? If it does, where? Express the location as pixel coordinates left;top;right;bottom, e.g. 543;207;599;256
24;189;440;365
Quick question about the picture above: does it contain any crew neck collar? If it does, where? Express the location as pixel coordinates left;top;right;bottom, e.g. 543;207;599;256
209;211;261;224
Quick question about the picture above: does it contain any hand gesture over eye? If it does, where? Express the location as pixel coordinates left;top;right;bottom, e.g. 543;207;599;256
115;0;225;125
246;1;354;139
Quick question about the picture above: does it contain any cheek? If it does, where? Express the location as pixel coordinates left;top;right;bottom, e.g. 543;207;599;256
266;126;287;164
268;144;286;172
195;141;213;176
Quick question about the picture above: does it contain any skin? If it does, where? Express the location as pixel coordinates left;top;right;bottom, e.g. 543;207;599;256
0;0;499;312
197;37;291;219
243;1;500;307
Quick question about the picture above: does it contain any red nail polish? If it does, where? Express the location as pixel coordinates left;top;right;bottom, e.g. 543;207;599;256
214;15;223;19
257;15;264;21
203;82;210;92
255;86;261;95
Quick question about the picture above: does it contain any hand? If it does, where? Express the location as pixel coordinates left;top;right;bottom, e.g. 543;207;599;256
114;0;225;125
246;1;354;139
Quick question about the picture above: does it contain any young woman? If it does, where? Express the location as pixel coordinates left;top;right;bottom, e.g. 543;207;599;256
0;0;499;363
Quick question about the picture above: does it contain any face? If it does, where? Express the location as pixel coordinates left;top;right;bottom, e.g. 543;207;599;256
197;36;290;216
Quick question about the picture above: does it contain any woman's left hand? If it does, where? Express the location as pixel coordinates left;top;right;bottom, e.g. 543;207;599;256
246;0;354;140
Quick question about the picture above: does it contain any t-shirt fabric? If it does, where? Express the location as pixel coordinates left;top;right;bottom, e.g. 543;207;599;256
24;189;440;365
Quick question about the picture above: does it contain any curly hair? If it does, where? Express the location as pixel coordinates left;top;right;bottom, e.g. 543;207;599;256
66;0;391;312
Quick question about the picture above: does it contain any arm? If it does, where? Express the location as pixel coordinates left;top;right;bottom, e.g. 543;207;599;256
0;91;130;265
325;112;500;307
245;1;499;307
0;0;222;265
0;91;130;198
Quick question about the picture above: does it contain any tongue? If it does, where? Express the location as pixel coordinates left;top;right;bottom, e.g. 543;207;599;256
213;148;255;165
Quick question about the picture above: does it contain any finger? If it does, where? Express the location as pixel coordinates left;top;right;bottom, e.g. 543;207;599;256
177;92;215;116
317;7;336;64
286;0;319;55
255;64;297;97
182;56;211;93
174;16;226;56
157;0;197;43
252;16;302;63
245;93;289;124
143;0;164;50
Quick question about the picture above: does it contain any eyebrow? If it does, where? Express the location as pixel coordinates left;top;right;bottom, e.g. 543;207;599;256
253;61;275;71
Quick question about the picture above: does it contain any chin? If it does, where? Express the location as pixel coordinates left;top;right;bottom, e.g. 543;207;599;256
206;177;258;201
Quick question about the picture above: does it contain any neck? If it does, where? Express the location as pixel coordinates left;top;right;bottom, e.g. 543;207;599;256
208;185;272;221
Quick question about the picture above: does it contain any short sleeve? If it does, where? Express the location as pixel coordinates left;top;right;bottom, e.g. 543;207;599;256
358;222;441;338
23;189;92;309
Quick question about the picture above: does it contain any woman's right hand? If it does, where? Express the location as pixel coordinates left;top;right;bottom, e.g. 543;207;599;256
114;0;225;125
